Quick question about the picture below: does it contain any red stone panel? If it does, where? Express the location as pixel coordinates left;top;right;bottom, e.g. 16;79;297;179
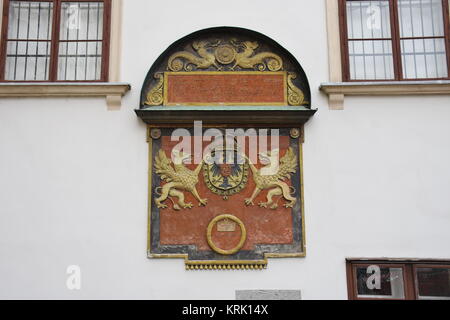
165;72;287;105
158;135;293;252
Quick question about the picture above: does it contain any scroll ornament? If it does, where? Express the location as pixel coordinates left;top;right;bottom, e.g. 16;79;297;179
144;73;164;106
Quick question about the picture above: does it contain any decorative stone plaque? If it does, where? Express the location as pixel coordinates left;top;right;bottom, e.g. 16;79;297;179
137;27;316;270
147;128;306;270
217;218;237;232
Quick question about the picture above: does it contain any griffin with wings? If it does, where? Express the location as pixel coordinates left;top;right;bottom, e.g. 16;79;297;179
154;149;207;211
244;147;298;210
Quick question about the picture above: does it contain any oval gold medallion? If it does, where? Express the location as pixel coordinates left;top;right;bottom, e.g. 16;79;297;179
215;45;237;65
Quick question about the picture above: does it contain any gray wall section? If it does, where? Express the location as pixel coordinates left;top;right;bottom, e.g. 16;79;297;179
236;290;301;300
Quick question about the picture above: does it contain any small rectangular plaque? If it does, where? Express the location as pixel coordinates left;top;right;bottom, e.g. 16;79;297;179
164;71;287;106
217;218;237;232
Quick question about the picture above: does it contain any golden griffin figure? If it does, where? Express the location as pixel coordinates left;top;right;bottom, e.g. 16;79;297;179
154;149;208;211
244;148;298;209
168;41;221;72
167;39;283;72
230;39;283;71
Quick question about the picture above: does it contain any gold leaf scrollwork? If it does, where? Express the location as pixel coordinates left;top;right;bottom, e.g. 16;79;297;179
145;73;164;106
287;73;305;106
166;40;284;72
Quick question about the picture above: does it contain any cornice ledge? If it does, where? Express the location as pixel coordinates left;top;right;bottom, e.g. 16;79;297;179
319;80;450;110
135;105;317;126
0;82;131;109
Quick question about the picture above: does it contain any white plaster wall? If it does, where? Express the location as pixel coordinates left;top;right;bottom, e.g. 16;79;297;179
0;0;449;299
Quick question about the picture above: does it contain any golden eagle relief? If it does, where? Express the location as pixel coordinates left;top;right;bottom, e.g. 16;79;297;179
244;147;298;210
154;150;207;210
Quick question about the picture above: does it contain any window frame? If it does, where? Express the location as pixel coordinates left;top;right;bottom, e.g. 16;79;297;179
346;259;450;300
413;264;450;300
347;262;414;300
0;0;111;82
339;0;450;82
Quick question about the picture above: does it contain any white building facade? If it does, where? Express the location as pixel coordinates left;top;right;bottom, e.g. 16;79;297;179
0;0;449;300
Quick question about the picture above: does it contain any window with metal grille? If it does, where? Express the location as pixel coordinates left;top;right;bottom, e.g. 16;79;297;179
0;0;111;82
339;0;450;81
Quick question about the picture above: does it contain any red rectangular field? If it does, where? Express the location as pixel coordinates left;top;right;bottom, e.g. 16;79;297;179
158;135;294;251
164;72;287;105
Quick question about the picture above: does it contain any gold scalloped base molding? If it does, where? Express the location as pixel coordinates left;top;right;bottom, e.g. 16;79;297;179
185;260;268;271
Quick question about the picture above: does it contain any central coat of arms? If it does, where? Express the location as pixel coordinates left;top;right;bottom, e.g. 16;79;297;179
203;146;249;200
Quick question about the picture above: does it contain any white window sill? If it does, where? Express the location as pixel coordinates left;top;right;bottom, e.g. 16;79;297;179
0;82;131;109
319;80;450;110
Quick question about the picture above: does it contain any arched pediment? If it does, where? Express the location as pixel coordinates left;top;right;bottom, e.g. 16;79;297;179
136;27;316;125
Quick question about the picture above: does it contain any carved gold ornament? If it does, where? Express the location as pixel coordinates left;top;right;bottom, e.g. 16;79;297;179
231;40;283;71
206;214;247;255
287;73;305;106
215;44;237;65
145;73;164;106
150;128;162;140
290;128;301;139
166;40;283;72
185;260;267;270
154;150;207;210
168;40;221;72
244;147;298;210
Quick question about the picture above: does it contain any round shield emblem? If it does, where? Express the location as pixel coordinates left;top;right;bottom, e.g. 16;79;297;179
203;148;249;200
